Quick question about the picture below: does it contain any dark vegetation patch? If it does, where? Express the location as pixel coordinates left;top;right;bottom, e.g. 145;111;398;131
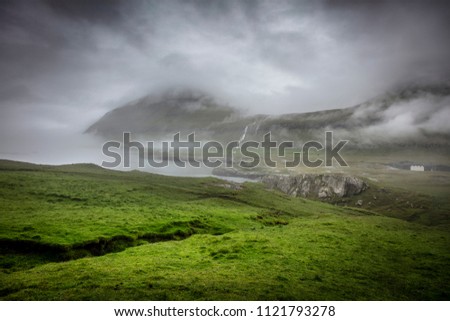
252;210;290;226
0;219;227;271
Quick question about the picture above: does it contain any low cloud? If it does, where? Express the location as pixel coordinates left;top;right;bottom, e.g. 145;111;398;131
0;0;449;163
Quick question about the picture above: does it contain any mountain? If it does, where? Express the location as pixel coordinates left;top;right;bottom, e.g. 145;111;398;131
86;83;450;148
235;83;450;147
85;88;240;140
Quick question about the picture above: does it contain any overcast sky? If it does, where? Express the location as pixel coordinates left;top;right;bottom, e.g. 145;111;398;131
0;0;449;164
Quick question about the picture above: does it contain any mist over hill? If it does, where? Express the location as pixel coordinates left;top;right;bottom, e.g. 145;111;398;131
1;0;450;165
86;88;241;140
87;83;450;148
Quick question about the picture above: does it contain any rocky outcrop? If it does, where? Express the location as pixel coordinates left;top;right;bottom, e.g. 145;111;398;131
262;174;368;199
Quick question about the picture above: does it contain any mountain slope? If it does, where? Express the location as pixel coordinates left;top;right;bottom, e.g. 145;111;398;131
86;83;450;147
86;88;240;139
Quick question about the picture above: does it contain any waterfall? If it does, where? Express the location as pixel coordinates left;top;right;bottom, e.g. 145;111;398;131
239;125;249;143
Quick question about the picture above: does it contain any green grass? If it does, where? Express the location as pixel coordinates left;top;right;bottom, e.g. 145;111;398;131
235;146;450;225
0;160;449;300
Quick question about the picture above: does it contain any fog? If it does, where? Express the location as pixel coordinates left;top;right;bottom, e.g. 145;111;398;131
338;92;450;146
364;96;450;138
0;0;449;165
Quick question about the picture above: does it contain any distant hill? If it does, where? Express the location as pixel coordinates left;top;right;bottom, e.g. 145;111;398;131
86;83;450;148
85;88;240;140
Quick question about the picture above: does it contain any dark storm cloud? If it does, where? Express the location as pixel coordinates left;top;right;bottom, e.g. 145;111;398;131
0;0;449;163
44;0;125;24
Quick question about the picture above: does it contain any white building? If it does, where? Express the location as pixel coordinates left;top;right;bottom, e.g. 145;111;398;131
410;165;425;171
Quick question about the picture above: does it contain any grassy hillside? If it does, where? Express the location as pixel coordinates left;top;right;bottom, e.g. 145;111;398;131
0;160;449;300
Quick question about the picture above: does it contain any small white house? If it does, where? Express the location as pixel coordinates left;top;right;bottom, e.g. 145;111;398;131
410;165;424;171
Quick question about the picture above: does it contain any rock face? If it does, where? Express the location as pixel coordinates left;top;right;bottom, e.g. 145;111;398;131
262;174;368;199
